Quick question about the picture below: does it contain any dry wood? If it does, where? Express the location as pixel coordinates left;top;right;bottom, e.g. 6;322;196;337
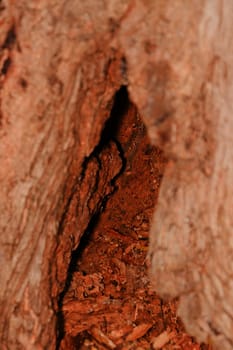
126;323;153;342
88;327;117;349
152;330;175;349
0;1;232;349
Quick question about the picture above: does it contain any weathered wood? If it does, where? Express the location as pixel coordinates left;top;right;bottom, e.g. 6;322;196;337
0;2;125;348
0;1;232;349
138;3;233;350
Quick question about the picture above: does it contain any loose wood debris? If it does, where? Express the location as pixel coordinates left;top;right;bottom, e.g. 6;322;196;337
61;222;211;349
152;330;175;349
125;323;153;342
60;105;211;350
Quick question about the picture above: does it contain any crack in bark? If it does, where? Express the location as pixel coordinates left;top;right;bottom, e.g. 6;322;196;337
55;86;130;349
2;25;16;50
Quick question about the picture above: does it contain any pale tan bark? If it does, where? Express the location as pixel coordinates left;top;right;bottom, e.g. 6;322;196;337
137;2;233;350
0;1;232;349
0;1;125;348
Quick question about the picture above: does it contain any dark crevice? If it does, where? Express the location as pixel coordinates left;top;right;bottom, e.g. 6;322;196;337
56;86;129;241
1;57;11;75
19;78;28;89
2;26;16;49
56;212;101;349
56;85;131;349
1;26;17;76
0;2;6;12
87;85;129;155
207;322;221;336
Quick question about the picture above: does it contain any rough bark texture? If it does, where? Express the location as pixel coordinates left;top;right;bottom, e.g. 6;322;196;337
145;4;233;350
0;1;232;349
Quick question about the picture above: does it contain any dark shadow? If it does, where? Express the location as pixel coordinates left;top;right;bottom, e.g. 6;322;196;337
56;85;131;349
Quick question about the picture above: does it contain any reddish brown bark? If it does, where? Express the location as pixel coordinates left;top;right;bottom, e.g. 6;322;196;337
0;1;232;349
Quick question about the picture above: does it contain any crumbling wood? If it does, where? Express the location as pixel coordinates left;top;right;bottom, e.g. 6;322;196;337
0;1;232;349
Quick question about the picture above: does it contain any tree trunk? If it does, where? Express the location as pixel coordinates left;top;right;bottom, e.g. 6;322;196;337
0;1;232;349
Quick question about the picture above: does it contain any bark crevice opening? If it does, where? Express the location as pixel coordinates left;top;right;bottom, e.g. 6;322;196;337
56;86;168;349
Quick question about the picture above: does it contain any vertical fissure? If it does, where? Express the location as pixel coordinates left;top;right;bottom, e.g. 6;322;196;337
55;85;170;349
56;86;131;348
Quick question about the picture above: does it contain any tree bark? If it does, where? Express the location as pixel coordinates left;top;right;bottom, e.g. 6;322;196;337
0;1;232;349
